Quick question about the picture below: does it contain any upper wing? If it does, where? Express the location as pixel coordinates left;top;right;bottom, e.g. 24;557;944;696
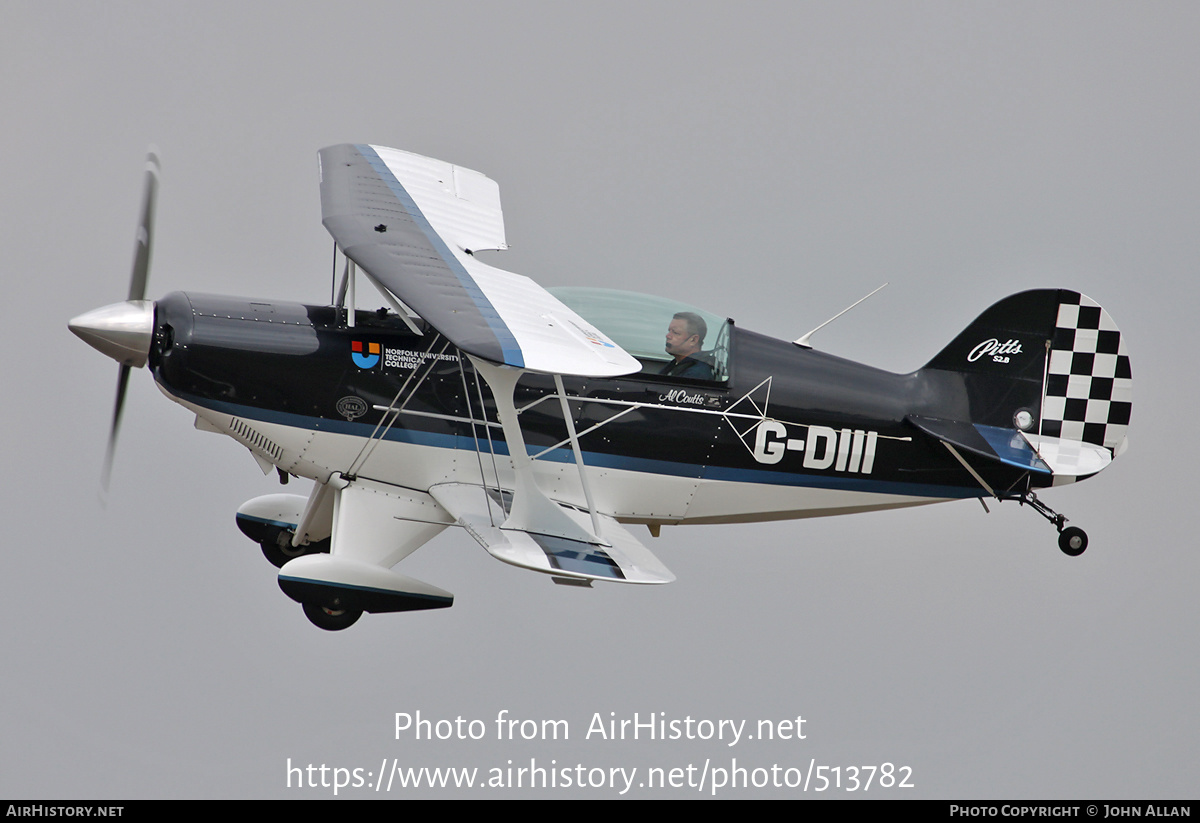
318;144;640;377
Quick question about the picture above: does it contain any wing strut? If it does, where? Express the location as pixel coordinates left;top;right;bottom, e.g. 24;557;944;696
334;249;422;335
469;358;604;546
471;366;505;511
336;257;356;327
458;357;502;526
554;374;603;538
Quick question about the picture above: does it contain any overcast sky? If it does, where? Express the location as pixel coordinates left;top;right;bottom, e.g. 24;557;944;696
3;1;1197;798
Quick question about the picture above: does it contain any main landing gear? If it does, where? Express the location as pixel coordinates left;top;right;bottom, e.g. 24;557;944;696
1006;490;1088;557
302;600;362;631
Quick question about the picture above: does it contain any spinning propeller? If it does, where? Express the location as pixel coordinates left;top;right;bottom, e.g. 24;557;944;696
68;149;161;491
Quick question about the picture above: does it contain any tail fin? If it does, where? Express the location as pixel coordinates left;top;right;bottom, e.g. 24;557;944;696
919;290;1132;478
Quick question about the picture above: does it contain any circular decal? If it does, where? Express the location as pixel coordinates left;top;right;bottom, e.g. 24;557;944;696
336;395;369;421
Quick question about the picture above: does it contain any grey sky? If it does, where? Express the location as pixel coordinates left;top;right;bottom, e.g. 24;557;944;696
3;1;1196;798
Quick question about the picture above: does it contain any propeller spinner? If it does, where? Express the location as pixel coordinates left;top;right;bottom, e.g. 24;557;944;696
68;149;160;490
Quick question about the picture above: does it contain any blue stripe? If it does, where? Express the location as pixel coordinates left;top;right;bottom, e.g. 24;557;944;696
178;389;981;501
354;144;524;368
700;463;983;499
237;514;299;529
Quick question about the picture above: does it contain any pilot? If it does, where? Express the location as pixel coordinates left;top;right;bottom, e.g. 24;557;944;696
661;311;714;380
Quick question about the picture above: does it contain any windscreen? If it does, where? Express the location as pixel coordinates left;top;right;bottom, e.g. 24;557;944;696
548;287;730;381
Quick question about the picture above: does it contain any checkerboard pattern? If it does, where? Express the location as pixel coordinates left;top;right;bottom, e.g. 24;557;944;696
1041;292;1132;452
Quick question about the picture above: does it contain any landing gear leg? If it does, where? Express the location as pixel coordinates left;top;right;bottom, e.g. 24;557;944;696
1007;490;1088;556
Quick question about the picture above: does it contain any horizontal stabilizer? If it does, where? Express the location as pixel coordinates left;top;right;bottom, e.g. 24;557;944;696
279;554;453;613
430;483;674;585
907;416;1051;474
1021;433;1112;480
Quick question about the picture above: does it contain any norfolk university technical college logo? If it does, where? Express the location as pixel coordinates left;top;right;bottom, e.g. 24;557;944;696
351;340;381;368
350;339;462;372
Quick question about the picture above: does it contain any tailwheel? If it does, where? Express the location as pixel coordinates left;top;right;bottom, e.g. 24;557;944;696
1005;489;1089;557
303;600;362;631
1058;526;1088;557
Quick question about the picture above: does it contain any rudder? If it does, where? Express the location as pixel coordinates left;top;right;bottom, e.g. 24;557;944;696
1041;291;1132;454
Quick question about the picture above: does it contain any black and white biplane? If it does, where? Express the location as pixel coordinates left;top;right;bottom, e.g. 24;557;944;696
70;145;1133;630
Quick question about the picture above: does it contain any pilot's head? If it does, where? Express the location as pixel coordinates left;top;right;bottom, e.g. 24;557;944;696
665;312;707;361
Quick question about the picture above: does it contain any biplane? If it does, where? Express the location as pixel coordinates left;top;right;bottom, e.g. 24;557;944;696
69;145;1133;630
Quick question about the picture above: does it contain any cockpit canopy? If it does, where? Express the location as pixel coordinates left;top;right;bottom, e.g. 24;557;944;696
548;287;731;382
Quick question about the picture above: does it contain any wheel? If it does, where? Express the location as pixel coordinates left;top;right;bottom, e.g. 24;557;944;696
303;600;362;631
260;527;307;568
1058;526;1088;557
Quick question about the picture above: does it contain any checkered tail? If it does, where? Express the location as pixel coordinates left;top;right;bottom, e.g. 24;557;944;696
1040;292;1132;455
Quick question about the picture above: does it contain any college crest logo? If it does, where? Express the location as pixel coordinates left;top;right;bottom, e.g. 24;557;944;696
335;395;369;421
351;340;380;368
